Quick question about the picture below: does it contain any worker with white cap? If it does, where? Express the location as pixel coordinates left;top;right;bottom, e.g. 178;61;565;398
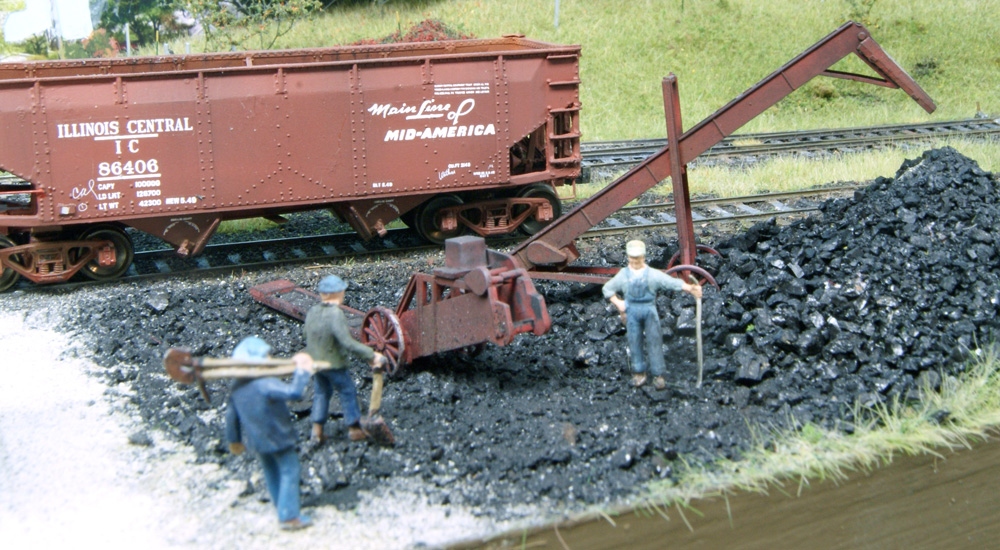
602;240;702;389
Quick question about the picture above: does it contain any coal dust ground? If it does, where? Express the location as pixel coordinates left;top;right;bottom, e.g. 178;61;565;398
5;147;999;543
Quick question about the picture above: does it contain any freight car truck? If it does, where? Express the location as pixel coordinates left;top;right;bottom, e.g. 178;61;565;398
0;37;581;291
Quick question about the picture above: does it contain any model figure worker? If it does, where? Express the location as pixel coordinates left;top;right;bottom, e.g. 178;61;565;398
305;274;385;443
224;336;315;531
602;240;702;390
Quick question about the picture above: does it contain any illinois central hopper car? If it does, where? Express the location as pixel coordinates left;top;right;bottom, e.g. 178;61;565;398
0;36;581;291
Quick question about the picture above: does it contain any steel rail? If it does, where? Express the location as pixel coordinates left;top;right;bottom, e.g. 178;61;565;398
582;118;997;151
10;185;862;293
581;118;1000;170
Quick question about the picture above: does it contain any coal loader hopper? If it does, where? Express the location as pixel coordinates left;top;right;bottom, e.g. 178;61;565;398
0;36;581;290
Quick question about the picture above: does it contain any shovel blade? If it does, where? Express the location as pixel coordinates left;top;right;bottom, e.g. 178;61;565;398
164;348;197;384
360;415;395;447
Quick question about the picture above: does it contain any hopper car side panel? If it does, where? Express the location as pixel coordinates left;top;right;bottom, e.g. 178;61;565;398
357;58;507;196
0;37;581;289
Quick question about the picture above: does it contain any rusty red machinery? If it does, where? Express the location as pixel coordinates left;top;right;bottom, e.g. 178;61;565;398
0;36;581;291
251;235;549;374
511;22;935;286
254;22;936;371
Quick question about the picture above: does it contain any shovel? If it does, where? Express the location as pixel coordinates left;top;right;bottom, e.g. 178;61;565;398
695;291;704;387
687;276;704;388
163;348;330;401
360;362;395;447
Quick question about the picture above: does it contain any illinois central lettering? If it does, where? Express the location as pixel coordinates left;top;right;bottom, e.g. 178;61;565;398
56;117;195;139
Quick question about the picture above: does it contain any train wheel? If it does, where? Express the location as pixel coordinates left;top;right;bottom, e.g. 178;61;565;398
360;306;405;376
416;195;464;245
515;183;562;235
0;235;21;292
77;225;134;281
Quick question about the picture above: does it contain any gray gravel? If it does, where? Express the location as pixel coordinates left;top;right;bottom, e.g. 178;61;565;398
0;299;517;549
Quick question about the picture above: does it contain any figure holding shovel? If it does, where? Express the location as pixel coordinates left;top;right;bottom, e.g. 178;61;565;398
603;240;702;390
305;274;386;444
224;336;316;531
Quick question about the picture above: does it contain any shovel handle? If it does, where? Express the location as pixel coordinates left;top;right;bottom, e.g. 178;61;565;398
196;357;331;369
369;371;384;415
197;364;329;380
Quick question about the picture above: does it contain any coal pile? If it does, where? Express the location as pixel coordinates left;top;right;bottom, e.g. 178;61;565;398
53;147;999;521
703;146;1000;413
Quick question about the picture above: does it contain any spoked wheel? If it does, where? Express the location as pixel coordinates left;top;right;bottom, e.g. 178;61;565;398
360;306;405;376
0;235;21;292
665;264;720;290
667;245;721;286
76;225;134;281
514;183;562;235
416;194;465;245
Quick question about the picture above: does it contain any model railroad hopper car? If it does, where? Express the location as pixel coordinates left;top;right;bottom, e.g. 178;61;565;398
0;36;581;291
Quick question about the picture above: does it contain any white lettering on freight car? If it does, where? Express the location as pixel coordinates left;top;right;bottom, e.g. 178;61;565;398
165;197;198;205
406;100;450;121
434;83;490;96
445;99;475;125
70;180;98;200
438;169;455;181
126;118;195;134
368;103;419;118
369;99;476;126
162;218;201;236
56;118;195;140
383;123;496;142
56;121;119;139
364;200;401;217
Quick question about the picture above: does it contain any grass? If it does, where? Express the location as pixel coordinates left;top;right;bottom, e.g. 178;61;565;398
161;0;1000;141
685;137;1000;197
641;345;1000;513
573;137;1000;203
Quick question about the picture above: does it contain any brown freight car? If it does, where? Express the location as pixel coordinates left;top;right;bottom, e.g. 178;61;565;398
0;36;581;291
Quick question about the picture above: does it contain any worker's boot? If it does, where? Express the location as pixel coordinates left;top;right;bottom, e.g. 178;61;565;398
653;376;666;390
631;373;647;387
311;423;325;444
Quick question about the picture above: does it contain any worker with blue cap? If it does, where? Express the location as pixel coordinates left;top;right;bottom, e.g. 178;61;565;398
305;274;385;443
602;240;702;390
224;336;316;530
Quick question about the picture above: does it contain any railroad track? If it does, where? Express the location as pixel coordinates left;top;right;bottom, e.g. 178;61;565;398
12;184;862;293
581;117;1000;176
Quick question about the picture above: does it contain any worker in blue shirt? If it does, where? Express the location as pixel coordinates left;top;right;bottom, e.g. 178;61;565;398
225;336;316;531
602;240;702;390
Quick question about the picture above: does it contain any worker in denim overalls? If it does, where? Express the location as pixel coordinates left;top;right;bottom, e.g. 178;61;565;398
602;240;702;389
